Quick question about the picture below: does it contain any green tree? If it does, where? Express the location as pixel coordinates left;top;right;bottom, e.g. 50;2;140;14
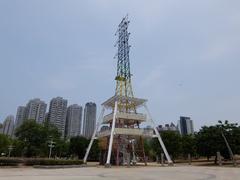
69;136;88;159
231;125;240;154
195;120;240;163
195;125;222;161
54;139;69;158
151;131;182;161
15;120;46;157
43;121;61;140
181;135;196;158
13;139;24;157
217;120;240;158
144;139;155;160
14;120;62;157
88;140;100;161
0;134;11;155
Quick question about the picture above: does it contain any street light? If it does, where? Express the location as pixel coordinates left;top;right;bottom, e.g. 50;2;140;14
129;139;136;165
48;137;56;159
8;145;14;157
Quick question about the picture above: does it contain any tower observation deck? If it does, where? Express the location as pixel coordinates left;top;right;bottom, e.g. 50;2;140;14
84;16;172;166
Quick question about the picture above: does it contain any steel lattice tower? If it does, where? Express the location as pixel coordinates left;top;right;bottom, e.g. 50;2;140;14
83;16;173;167
115;15;135;113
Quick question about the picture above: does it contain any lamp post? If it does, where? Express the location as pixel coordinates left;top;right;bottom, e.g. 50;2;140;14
130;139;136;165
8;145;14;157
48;138;55;159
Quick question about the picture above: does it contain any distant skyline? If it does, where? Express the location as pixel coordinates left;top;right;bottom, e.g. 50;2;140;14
0;1;240;130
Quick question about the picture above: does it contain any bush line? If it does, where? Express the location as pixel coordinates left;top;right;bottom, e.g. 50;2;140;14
0;158;83;166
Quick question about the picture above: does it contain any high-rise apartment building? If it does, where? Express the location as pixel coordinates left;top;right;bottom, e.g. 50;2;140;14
15;106;26;128
48;97;68;137
83;102;96;139
24;98;47;124
2;115;15;137
65;104;83;138
0;123;3;134
178;116;194;135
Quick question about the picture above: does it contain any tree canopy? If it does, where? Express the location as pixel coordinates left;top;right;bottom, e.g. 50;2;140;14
14;120;61;157
195;120;240;160
1;119;239;163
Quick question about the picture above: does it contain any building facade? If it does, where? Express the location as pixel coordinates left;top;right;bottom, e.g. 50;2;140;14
15;106;26;128
0;123;3;134
178;116;194;135
2;115;15;137
65;104;83;138
25;98;47;124
158;122;179;132
48;97;68;137
83;102;96;139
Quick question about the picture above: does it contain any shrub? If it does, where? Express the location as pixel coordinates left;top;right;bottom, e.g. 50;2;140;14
0;158;23;166
0;158;83;166
24;158;83;166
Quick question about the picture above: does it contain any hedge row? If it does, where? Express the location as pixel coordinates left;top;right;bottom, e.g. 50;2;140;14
0;158;22;166
0;158;83;166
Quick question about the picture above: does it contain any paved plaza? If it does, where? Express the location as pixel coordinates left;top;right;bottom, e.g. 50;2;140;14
0;166;239;180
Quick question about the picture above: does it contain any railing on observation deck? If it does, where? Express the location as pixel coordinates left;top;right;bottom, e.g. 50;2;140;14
103;112;147;123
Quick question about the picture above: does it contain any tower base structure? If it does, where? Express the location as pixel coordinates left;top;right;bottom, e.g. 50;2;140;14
83;95;173;167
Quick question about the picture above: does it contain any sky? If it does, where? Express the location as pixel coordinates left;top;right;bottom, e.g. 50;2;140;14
0;0;240;130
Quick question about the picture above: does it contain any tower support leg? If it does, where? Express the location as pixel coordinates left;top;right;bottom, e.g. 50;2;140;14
83;107;105;164
140;136;147;166
144;103;173;165
116;135;120;166
105;101;118;167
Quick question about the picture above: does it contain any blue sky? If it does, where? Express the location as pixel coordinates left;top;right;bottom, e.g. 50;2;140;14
0;0;239;130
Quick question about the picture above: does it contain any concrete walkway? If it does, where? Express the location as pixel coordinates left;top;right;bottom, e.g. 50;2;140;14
0;166;239;180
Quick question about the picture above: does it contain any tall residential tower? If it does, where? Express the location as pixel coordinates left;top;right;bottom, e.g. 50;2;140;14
65;104;83;138
2;115;15;137
24;98;47;124
15;106;26;128
83;102;96;139
48;97;68;137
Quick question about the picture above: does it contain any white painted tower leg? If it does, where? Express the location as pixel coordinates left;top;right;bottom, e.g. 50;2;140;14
144;103;173;165
105;101;118;167
83;107;105;164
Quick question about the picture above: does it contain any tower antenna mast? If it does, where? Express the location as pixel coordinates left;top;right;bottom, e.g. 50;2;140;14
115;15;135;113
